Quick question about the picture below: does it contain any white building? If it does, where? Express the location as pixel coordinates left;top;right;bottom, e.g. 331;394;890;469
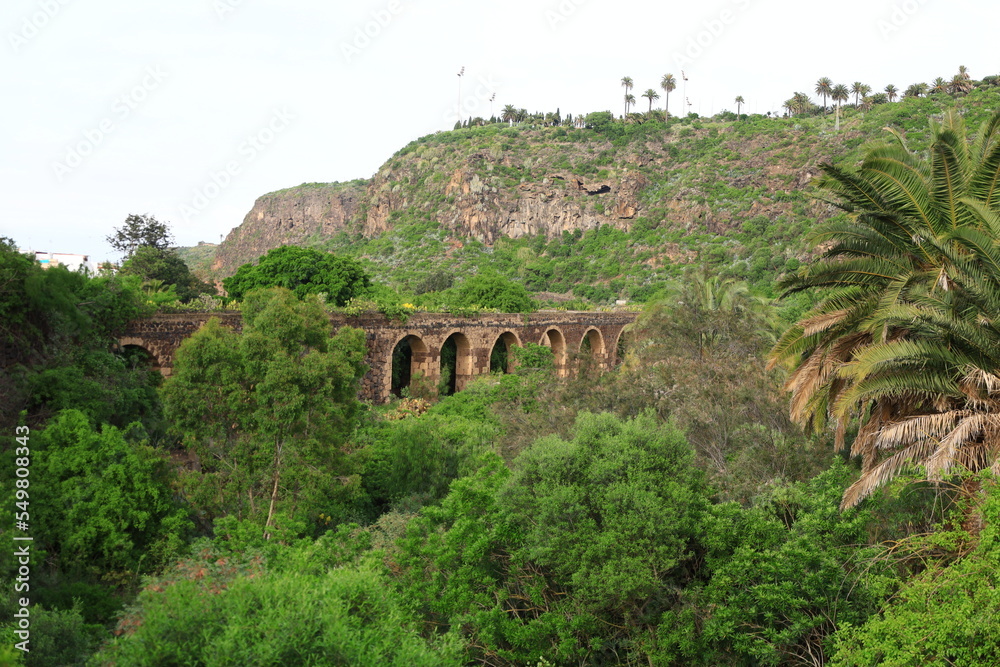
19;249;92;273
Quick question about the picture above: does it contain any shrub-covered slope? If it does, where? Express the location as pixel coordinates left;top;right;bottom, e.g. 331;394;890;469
192;86;1000;302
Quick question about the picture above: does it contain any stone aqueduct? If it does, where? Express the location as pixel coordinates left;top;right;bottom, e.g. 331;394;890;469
120;311;637;403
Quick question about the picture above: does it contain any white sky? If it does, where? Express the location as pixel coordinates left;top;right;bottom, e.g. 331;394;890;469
1;0;994;264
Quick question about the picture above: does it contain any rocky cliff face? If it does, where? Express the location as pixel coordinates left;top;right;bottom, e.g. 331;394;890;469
205;121;852;278
212;182;365;274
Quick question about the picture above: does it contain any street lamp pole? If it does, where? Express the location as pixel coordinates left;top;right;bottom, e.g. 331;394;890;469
456;66;465;126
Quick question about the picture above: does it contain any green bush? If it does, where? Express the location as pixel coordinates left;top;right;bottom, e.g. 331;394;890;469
223;246;371;304
32;410;190;577
359;414;496;511
830;478;1000;667
93;565;462;666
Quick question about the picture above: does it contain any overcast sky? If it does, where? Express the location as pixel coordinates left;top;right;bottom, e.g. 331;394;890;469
1;0;994;264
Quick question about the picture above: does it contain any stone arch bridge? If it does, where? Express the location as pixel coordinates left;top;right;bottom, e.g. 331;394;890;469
120;311;637;404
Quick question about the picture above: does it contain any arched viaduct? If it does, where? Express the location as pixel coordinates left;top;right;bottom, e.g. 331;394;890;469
120;310;637;404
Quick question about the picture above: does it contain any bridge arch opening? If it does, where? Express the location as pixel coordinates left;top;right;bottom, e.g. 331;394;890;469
391;335;429;398
578;328;606;375
439;332;473;396
540;328;567;375
580;328;606;357
489;331;521;374
614;328;632;367
118;344;161;374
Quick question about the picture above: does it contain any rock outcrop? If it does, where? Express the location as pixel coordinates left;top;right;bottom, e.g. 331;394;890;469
204;121;849;278
212;182;364;274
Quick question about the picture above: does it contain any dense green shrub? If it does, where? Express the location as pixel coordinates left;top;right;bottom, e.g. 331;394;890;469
451;271;537;312
397;412;708;665
93;564;461;666
223;245;371;303
359;414;496;512
830;479;1000;667
32;410;191;577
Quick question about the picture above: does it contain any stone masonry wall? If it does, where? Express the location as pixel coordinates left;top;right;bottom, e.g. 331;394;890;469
120;310;637;403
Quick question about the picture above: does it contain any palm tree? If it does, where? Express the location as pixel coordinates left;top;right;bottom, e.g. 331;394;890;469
792;92;811;116
904;82;928;98
734;95;745;118
851;81;866;107
621;76;634;115
661;73;677;118
642;88;660;112
770;109;1000;508
624;93;636;116
951;66;973;96
831;84;849;130
782;99;795;117
931;77;948;95
815;77;833;113
884;84;898;102
501;104;517;125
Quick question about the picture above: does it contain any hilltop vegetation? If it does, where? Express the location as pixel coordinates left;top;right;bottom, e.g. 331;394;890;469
191;71;1000;308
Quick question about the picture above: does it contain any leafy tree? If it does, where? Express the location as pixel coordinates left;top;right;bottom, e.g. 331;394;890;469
660;461;894;666
770;109;1000;507
106;213;173;260
161;288;367;534
32;410;190;576
597;270;821;501
223;245;371;303
452;271;536;312
510;341;554;371
502;411;707;610
398;413;709;665
24;348;160;431
358;414;494;512
0;240;152;431
661;73;677;117
93;555;461;666
119;245;215;302
831;477;1000;667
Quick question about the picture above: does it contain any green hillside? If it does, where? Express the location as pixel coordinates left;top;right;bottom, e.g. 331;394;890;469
191;83;1000;307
